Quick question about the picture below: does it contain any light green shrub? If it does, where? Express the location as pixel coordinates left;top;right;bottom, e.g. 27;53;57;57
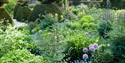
66;22;81;29
80;15;94;24
0;49;44;63
0;25;32;57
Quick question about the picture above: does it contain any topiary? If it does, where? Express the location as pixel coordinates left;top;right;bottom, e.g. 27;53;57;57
38;0;60;4
15;6;31;22
0;8;13;25
16;0;30;6
0;0;9;7
0;0;9;3
28;4;62;22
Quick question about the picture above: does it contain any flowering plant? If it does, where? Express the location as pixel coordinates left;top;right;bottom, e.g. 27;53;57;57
82;43;98;63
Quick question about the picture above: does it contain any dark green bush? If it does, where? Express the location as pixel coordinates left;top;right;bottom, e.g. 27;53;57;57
108;21;125;63
93;38;113;63
97;20;111;38
29;13;57;30
15;6;31;22
28;4;62;22
31;26;66;63
38;0;60;4
0;8;13;24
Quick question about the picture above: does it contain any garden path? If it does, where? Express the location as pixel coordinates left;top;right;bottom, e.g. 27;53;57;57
13;19;27;27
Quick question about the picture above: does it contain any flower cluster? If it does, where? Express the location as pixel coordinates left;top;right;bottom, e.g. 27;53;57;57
82;43;98;60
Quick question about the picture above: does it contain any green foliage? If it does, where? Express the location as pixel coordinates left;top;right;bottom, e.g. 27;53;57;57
93;38;113;63
72;8;80;15
27;13;58;34
39;13;57;28
31;26;66;63
15;6;31;22
18;26;31;35
80;15;94;24
93;47;113;63
60;29;99;61
0;18;10;30
38;0;61;4
28;4;62;22
0;25;32;57
0;49;44;63
0;8;13;24
0;0;9;3
97;20;111;37
66;22;81;29
80;15;98;30
5;0;16;14
82;22;97;29
108;21;125;63
32;26;41;33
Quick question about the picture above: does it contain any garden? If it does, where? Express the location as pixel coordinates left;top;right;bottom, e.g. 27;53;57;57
0;0;125;63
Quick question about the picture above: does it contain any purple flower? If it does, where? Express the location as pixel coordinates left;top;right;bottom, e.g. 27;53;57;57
31;30;34;33
89;46;95;52
93;43;98;48
39;30;42;33
89;44;94;47
64;19;69;23
85;31;92;35
83;48;88;53
82;54;88;60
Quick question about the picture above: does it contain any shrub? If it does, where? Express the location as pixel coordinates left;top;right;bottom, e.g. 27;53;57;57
80;15;94;24
93;38;113;63
31;26;67;63
66;22;81;29
97;20;111;38
35;13;57;30
60;29;99;62
108;21;125;63
0;49;44;63
80;15;98;31
0;25;32;57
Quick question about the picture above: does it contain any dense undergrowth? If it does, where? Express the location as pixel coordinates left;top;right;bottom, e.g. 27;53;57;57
1;2;125;63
